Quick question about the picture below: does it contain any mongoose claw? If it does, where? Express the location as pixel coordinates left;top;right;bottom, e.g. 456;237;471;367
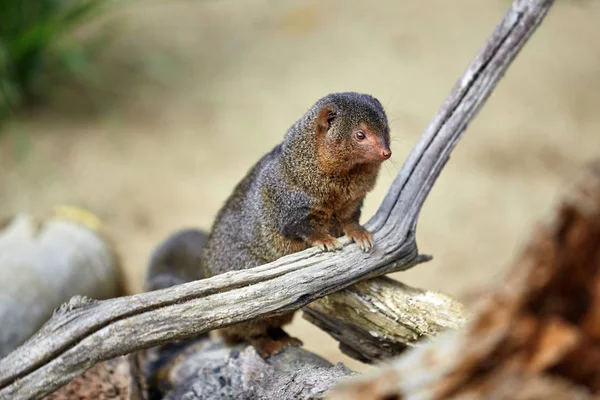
311;236;343;252
347;230;374;252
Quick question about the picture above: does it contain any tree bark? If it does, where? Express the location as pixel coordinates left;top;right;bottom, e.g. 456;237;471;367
329;159;600;400
0;0;555;398
303;277;469;363
143;337;356;400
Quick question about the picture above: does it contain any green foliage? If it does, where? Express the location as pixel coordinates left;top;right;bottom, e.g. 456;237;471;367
0;0;113;121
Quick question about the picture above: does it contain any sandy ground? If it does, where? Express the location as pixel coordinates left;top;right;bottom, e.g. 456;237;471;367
1;0;599;372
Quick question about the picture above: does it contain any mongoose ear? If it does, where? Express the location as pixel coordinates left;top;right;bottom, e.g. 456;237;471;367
316;106;337;133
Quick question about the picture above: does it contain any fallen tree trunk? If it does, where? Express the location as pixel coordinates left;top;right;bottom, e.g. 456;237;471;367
330;159;600;399
0;0;555;398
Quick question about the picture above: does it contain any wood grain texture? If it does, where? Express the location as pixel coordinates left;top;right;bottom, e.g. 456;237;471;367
303;277;469;363
0;0;555;398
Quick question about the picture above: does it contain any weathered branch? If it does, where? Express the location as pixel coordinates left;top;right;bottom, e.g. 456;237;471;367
330;159;600;400
0;0;555;398
303;277;469;363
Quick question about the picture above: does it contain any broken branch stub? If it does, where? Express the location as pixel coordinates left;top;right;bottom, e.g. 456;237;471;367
303;277;469;363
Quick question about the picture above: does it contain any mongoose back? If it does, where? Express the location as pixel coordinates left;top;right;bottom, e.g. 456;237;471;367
200;92;391;356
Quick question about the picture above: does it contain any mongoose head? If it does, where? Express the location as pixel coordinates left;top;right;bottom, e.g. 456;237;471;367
313;92;391;174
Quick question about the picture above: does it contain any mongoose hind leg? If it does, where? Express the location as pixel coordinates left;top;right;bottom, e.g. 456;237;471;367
248;328;303;358
218;313;301;358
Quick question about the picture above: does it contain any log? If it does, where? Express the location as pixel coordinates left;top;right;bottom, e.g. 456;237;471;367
0;0;555;398
303;277;469;363
143;335;356;399
329;159;600;400
0;207;122;358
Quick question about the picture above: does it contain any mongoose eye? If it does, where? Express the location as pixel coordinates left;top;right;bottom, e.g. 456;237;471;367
355;131;366;140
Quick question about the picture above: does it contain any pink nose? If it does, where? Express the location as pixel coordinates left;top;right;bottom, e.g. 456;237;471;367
381;149;392;159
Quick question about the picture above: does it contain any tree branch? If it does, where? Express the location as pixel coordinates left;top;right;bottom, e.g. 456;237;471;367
303;277;469;363
330;158;600;400
0;0;555;398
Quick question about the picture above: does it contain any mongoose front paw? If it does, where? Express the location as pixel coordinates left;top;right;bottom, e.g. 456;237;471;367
309;235;343;251
345;226;374;252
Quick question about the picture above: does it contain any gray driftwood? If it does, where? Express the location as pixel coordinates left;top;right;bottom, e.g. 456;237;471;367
330;158;600;400
0;0;555;398
303;277;469;363
0;210;122;358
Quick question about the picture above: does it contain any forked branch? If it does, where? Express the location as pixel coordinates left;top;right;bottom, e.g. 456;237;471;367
0;0;555;398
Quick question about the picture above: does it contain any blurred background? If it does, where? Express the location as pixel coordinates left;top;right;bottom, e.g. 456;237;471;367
1;0;599;371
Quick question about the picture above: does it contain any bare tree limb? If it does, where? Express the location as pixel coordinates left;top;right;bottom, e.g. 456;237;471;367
303;277;469;363
0;0;555;398
330;159;600;400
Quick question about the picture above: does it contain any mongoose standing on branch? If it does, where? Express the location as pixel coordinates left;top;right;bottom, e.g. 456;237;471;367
148;92;392;356
199;92;392;356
